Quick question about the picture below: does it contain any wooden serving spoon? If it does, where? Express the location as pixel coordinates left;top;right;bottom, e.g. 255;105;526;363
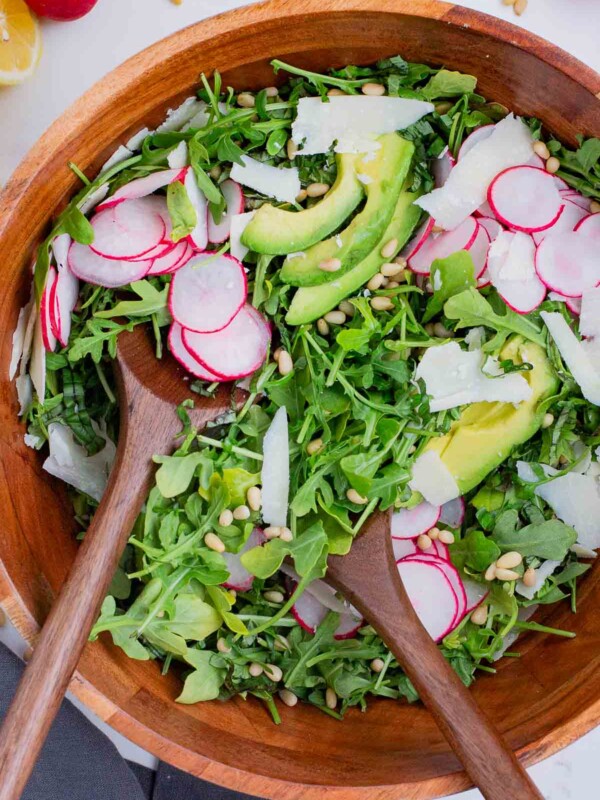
0;326;541;800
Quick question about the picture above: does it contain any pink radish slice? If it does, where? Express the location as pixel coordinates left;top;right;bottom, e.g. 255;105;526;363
488;166;564;233
52;233;71;273
432;149;455;188
553;175;569;191
463;577;489;614
183;303;270;381
408;216;478;275
458;125;494;161
96;168;185;210
469;223;491;279
41;267;58;352
548;292;582;315
400;217;435;262
532;196;588;245
535;232;600;298
391;501;441;539
439;497;465;528
129;240;175;263
575;213;600;243
50;266;79;347
147;241;193;275
183;168;209;250
474;199;495;219
560;191;591;212
477;217;503;243
291;587;362;639
90;199;166;260
68;241;151;287
333;614;363;640
222;528;266;591
488;231;547;314
169;253;246;333
403;554;467;626
168;322;222;381
392;537;419;560
432;539;450;561
396;559;459;641
207;179;244;243
528;154;546;169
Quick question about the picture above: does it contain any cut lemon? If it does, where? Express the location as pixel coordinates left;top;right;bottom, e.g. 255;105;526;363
0;0;42;86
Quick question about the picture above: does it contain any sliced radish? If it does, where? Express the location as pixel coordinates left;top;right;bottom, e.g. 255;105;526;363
183;168;209;250
52;233;71;273
469;223;491;279
400;217;435;262
97;168;185;210
404;553;467;627
168;322;222;381
432;148;455;188
408;216;478;275
90;199;166;260
222;528;266;591
40;267;58;352
147;241;193;275
560;190;591;212
432;539;450;561
439;497;465;529
261;406;290;528
488;166;564;233
477;217;503;243
548;292;582;315
488;231;546;313
50;267;79;347
334;613;364;640
463;577;490;614
458;125;494;160
169;253;246;333
207;179;244;244
532;196;588;245
391;501;441;539
183;304;270;381
535;232;600;297
575;213;600;243
291;591;362;639
68;241;151;287
396;559;459;641
229;211;256;262
392;537;419;560
474;199;495;219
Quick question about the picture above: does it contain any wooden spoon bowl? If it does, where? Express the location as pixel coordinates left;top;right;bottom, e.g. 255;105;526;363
0;2;599;798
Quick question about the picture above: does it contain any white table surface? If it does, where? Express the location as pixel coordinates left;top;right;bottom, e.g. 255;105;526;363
1;1;599;797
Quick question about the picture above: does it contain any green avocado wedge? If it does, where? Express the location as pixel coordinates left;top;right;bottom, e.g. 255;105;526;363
241;153;364;255
286;187;422;325
280;134;415;287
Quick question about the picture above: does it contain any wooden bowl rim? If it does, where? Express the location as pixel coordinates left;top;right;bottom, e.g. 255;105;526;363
1;1;599;798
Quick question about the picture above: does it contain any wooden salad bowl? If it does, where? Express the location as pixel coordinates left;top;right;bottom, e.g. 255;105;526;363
0;1;599;797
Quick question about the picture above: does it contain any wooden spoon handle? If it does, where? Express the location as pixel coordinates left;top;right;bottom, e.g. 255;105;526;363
0;436;157;800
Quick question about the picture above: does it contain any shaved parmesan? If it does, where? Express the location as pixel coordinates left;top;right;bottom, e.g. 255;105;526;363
9;301;31;380
230;155;300;204
167;141;188;169
291;96;434;156
409;451;460;506
229;211;256;262
541;311;600;405
156;97;204;133
100;145;133;175
126;127;151;152
415;115;534;230
79;184;110;215
516;559;561;600
416;342;531;411
15;374;32;416
571;543;597;559
261;407;290;527
465;327;485;351
579;286;600;339
29;319;46;402
488;231;533;281
43;423;116;502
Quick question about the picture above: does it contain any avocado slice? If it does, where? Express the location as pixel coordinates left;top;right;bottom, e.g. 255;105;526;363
423;337;558;495
286;187;422;325
280;134;415;287
241;153;364;255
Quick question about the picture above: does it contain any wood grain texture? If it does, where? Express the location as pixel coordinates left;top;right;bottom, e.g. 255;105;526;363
0;1;598;798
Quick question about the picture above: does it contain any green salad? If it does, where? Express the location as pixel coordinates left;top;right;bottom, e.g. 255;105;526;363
10;54;600;721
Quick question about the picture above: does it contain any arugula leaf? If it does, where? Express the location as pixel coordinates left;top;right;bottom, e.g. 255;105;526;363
492;513;576;559
94;281;168;319
177;649;226;703
422;70;477;101
450;529;500;572
167;180;197;242
424;251;475;323
153;452;209;498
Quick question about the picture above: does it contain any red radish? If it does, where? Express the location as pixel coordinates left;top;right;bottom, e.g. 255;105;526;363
432;539;450;561
408;216;478;275
334;613;364;640
477;217;503;243
575;213;600;243
458;125;494;161
168;323;222;381
169;253;246;334
222;528;266;591
50;267;79;347
90;199;166;261
229;211;256;263
535;232;600;297
548;292;582;315
463;577;489;614
24;0;99;20
400;217;435;262
431;148;455;188
488;166;564;233
391;501;441;539
488;230;546;313
396;559;459;641
404;554;467;627
97;169;185;211
560;190;591;212
553;175;569;191
532;196;588;245
68;241;151;287
207;179;244;243
474;199;495;219
392;537;419;560
439;497;465;529
291;584;362;639
184;168;209;250
40;267;58;352
469;223;491;279
183;304;270;381
147;241;193;276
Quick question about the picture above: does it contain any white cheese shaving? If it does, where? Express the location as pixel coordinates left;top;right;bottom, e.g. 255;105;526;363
230;155;300;204
24;432;43;450
516;559;561;600
579;286;600;339
291;96;434;156
409;451;460;506
43;422;116;502
100;145;132;175
29;319;46;403
488;230;533;281
156;97;204;133
125;127;151;152
356;173;373;185
541;311;600;405
432;271;442;291
260;407;290;527
15;374;32;416
465;327;485;351
9;301;30;380
167;141;188;169
229;211;256;263
79;184;109;215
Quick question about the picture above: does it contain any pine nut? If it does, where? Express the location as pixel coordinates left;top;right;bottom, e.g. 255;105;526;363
205;532;225;553
325;687;338;709
264;590;285;604
287;139;298;160
361;82;386;96
273;347;282;362
523;567;537;587
274;635;290;652
324;310;346;325
380;238;399;258
319;257;342;273
279;527;294;542
380;262;404;277
502;0;516;5
386;281;399;289
264;663;283;682
306;438;324;455
370;658;385;673
434;322;453;338
247;486;262;511
237;92;255;108
394;255;408;268
0;607;6;627
545;156;560;174
316;318;330;336
265;86;279;97
338;300;355;317
591;200;600;214
278;350;294;376
495;567;520;581
434;101;453;115
471;605;488;625
370;296;394;312
218;509;234;527
209;164;222;180
513;0;527;15
438;530;455;545
279;688;298;706
264;526;282;539
233;505;251;521
346;488;368;505
367;273;385;291
542;413;554;428
417;533;433;551
431;225;444;234
533;140;550;160
217;637;231;653
428;527;440;541
249;662;263;677
484;563;497;581
408;444;417;454
496;551;523;570
327;88;346;97
306;182;330;198
296;189;308;203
